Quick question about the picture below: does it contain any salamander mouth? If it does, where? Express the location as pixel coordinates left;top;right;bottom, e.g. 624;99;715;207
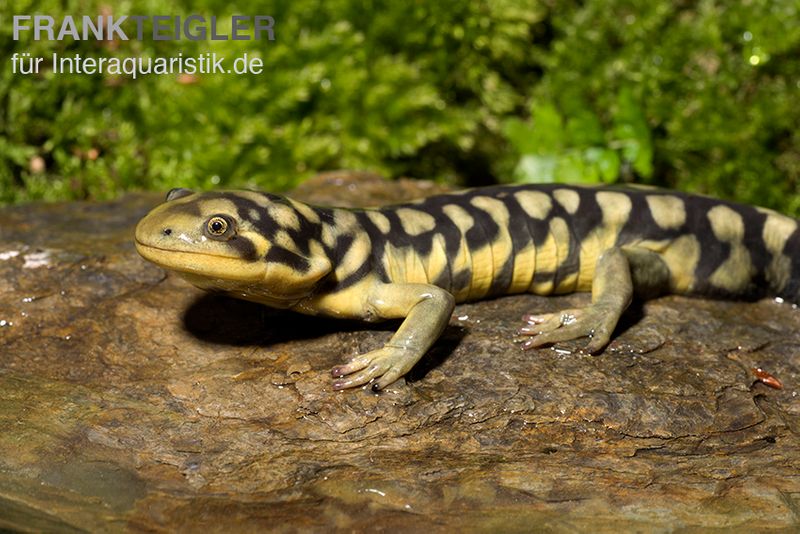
136;240;308;305
135;240;267;282
134;240;241;260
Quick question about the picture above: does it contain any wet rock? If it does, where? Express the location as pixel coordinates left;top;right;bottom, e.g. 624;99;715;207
1;174;798;531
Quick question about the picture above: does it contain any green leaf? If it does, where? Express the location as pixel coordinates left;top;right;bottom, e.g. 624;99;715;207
612;88;654;178
528;102;565;153
502;117;538;155
513;154;557;183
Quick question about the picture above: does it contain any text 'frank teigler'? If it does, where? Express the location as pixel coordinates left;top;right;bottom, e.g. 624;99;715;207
12;15;276;41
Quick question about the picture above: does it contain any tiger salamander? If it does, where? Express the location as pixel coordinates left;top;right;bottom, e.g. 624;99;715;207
134;184;800;390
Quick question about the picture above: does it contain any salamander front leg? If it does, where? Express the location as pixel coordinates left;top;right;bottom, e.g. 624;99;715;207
517;246;671;353
331;283;455;391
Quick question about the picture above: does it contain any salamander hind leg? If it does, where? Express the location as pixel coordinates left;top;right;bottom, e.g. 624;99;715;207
517;246;671;353
331;283;455;391
518;306;622;354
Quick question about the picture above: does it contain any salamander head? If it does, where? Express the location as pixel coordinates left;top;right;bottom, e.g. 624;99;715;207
135;188;331;305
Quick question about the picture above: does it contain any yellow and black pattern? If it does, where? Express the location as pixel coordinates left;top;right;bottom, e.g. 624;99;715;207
135;184;800;390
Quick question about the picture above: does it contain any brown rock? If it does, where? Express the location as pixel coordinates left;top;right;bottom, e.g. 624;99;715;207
0;173;798;531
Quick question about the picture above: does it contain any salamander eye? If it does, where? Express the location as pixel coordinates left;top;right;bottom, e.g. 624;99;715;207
208;217;227;234
204;215;236;240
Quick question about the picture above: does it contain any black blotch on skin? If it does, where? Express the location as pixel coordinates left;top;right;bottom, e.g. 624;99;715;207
489;261;514;296
226;236;259;262
463;204;499;251
686;198;738;297
499;194;534;256
782;227;800;302
531;269;555;289
638;193;776;300
265;246;310;273
227;193;325;259
567;188;602;242
543;198;578;292
391;208;439;258
337;260;375;290
353;211;389;283
617;191;681;246
381;209;412;245
284;206;324;256
375;205;457;287
331;233;355;264
329;229;386;290
264;192;293;206
740;207;770;298
449;268;472;294
230;196;282;240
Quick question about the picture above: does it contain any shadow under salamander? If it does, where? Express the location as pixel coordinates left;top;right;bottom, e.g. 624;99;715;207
614;299;645;338
181;293;466;381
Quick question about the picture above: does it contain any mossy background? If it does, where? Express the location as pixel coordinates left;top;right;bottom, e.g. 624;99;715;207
1;0;799;212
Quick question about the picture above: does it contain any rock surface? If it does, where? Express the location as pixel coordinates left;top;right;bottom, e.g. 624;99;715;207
1;173;799;532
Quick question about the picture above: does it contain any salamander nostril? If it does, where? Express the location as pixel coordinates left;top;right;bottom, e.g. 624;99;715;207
163;228;172;236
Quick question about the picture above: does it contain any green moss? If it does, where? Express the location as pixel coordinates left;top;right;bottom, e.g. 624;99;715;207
509;0;800;212
1;0;798;213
